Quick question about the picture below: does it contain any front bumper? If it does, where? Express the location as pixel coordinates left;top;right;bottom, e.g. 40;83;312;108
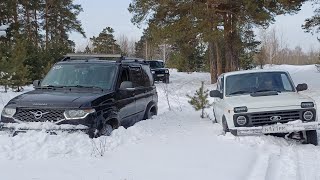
230;121;320;136
153;74;169;81
0;122;90;136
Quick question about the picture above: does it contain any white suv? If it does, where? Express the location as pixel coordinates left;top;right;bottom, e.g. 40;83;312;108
210;69;318;145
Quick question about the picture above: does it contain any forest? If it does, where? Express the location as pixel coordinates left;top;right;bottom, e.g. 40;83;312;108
0;0;320;91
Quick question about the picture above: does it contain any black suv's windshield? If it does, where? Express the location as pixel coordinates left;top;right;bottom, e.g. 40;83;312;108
147;61;164;68
226;72;295;96
41;64;117;89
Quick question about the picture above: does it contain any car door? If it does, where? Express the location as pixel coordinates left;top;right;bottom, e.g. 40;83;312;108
213;76;224;123
129;65;149;120
116;67;137;126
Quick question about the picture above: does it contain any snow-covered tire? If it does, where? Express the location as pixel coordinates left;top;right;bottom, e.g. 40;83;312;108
306;130;318;146
144;105;157;120
89;124;113;138
222;117;229;133
163;76;169;84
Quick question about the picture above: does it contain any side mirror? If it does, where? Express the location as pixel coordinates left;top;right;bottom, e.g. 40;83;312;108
210;90;222;98
120;81;135;91
296;83;308;92
33;80;41;88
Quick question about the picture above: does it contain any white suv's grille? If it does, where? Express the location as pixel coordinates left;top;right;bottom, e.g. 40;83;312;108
250;110;300;126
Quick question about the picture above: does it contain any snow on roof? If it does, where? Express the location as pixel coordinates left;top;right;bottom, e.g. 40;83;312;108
223;69;290;77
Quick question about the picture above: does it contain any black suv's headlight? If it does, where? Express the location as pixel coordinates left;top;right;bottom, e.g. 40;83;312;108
64;109;95;120
234;106;248;113
301;102;314;108
165;70;169;74
1;107;16;118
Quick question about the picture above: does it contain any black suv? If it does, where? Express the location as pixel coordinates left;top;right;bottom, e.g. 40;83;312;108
146;60;170;83
0;54;158;138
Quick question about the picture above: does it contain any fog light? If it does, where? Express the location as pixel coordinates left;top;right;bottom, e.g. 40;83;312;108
303;111;313;121
237;116;247;126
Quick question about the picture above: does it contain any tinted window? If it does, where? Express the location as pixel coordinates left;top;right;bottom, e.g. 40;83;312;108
147;61;164;68
142;65;153;86
129;66;144;87
41;64;117;89
225;72;295;96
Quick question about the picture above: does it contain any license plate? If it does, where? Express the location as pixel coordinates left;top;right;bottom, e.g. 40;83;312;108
262;124;292;133
157;74;164;77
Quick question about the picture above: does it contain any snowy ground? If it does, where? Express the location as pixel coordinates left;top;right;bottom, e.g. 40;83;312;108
1;65;320;180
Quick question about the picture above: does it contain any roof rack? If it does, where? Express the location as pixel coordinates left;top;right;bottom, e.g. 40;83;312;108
61;53;147;64
62;53;123;61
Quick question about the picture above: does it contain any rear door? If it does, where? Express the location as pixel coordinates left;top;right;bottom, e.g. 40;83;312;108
116;67;136;125
129;65;150;119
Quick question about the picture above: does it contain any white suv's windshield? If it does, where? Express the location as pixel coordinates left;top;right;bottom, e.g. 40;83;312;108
225;72;295;96
41;64;117;90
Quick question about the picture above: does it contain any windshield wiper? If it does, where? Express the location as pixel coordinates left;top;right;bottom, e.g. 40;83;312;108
37;85;64;89
229;90;250;95
254;89;281;93
65;85;104;91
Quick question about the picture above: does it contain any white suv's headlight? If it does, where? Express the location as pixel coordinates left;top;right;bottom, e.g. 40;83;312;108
303;111;314;121
1;107;16;118
64;109;95;120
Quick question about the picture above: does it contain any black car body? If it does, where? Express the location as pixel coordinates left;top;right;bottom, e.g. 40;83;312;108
146;60;170;83
0;54;158;137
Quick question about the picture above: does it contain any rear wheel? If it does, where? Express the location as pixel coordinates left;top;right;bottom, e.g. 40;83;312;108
305;130;318;146
144;105;157;120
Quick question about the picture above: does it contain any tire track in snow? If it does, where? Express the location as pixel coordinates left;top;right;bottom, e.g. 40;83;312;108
246;152;272;180
267;146;300;180
295;146;320;180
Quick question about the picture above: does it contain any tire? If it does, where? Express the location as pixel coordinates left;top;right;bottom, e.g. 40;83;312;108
89;124;113;138
163;75;169;84
212;109;217;123
305;130;318;146
222;118;229;133
144;105;157;120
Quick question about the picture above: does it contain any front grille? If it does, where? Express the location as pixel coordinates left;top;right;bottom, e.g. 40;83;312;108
13;108;65;122
249;110;301;126
155;70;165;74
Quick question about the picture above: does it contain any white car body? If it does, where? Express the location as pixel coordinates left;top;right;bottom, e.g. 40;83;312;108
212;69;318;136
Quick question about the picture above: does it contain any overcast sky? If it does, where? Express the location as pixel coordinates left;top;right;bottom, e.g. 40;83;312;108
69;1;320;52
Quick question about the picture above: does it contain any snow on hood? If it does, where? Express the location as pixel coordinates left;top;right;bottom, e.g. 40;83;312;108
224;92;314;110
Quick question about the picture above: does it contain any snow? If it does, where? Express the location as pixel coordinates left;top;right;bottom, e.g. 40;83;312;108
1;65;320;180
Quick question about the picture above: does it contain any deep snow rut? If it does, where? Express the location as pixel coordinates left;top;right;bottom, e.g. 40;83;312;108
244;141;320;180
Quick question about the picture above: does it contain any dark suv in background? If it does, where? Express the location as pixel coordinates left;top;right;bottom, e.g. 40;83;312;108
0;54;158;138
146;60;170;83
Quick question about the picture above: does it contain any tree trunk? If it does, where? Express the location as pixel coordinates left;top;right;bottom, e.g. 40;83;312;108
208;41;217;84
33;2;38;46
45;0;49;49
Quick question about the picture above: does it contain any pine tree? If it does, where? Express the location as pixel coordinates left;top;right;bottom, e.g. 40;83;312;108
187;81;212;118
9;38;29;92
90;27;121;54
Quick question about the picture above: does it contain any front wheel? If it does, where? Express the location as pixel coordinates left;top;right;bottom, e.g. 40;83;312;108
222;118;229;133
89;124;113;138
305;130;318;146
163;75;169;84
